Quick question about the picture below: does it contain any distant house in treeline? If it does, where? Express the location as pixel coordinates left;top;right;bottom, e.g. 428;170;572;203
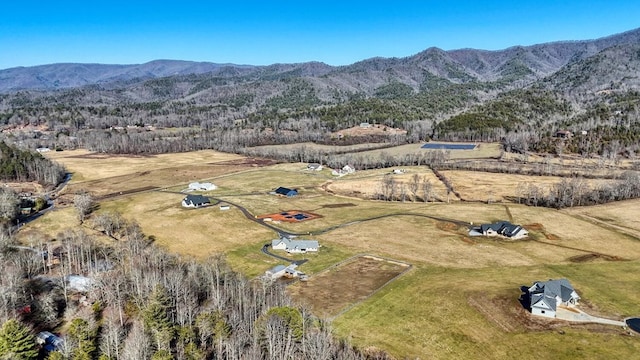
307;163;323;171
554;130;572;139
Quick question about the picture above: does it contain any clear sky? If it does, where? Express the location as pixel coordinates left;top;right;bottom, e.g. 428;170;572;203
1;1;639;70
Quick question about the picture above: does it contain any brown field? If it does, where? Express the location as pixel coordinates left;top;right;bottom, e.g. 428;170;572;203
287;256;409;318
325;167;449;200
441;170;616;202
563;198;640;236
247;142;389;154
97;191;275;258
21;148;640;359
45;149;243;182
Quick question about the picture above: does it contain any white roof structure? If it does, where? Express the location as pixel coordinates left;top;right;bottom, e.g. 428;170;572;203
188;182;217;191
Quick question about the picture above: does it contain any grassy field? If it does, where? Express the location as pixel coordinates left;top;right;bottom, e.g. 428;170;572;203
22;149;640;359
441;170;616;202
287;256;409;318
334;261;640;359
96;191;275;258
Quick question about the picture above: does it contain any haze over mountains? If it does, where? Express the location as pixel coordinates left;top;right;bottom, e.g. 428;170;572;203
2;27;640;93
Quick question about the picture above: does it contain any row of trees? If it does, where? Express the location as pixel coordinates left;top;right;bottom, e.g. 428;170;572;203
516;172;640;208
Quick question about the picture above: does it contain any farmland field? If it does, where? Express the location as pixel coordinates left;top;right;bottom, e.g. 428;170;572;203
21;149;640;359
287;256;410;318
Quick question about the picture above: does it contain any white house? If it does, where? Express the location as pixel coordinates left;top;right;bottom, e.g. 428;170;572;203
528;279;580;318
271;237;319;253
307;163;323;171
188;182;217;191
342;164;356;174
332;165;356;177
393;169;405;174
469;221;528;239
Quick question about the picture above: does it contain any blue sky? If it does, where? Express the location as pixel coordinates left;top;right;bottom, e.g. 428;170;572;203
1;1;639;69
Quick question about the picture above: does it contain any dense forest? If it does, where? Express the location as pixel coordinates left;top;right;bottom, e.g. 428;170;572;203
0;214;391;360
2;32;640;158
0;141;66;187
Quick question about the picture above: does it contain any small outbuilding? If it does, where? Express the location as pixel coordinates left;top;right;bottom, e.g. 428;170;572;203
307;163;323;171
274;187;298;197
528;278;580;318
182;194;211;208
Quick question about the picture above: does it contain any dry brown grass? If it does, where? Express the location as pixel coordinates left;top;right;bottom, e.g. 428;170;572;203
98;191;275;258
45;149;244;182
247;142;387;154
287;256;408;317
563;198;640;234
325;167;449;200
441;170;615;202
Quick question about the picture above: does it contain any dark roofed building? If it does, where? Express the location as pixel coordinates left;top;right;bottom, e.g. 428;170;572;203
470;221;528;239
274;187;298;197
182;194;211;208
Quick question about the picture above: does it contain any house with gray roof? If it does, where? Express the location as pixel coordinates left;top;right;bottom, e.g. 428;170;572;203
182;194;211;208
264;263;305;280
528;279;580;318
271;237;319;253
469;221;528;239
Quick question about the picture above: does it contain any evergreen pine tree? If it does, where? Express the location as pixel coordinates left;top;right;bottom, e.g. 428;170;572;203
0;319;39;360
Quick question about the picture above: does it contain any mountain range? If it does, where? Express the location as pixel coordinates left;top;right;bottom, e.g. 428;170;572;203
2;27;640;93
2;27;640;154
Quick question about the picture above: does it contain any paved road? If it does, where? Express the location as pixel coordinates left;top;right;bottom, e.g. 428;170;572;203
261;244;308;265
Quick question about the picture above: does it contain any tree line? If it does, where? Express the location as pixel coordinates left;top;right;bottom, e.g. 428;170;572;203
0;214;392;360
0;141;65;187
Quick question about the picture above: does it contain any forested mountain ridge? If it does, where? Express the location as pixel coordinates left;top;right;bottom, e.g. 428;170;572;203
2;28;640;156
3;28;640;93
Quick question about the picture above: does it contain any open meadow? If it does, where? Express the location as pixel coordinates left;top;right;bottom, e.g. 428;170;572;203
20;149;640;359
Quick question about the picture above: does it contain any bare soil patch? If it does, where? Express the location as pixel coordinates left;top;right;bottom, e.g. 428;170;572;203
288;256;409;318
319;203;356;208
258;210;322;223
333;124;407;137
568;253;625;263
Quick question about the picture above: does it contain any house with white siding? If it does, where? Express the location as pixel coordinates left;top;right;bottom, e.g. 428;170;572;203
271;237;319;253
528;279;580;318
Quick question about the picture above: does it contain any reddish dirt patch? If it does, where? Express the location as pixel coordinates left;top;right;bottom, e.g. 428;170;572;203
320;203;356;208
436;221;460;232
568;253;625;263
288;256;409;318
524;223;544;231
333;124;407;137
258;210;322;223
